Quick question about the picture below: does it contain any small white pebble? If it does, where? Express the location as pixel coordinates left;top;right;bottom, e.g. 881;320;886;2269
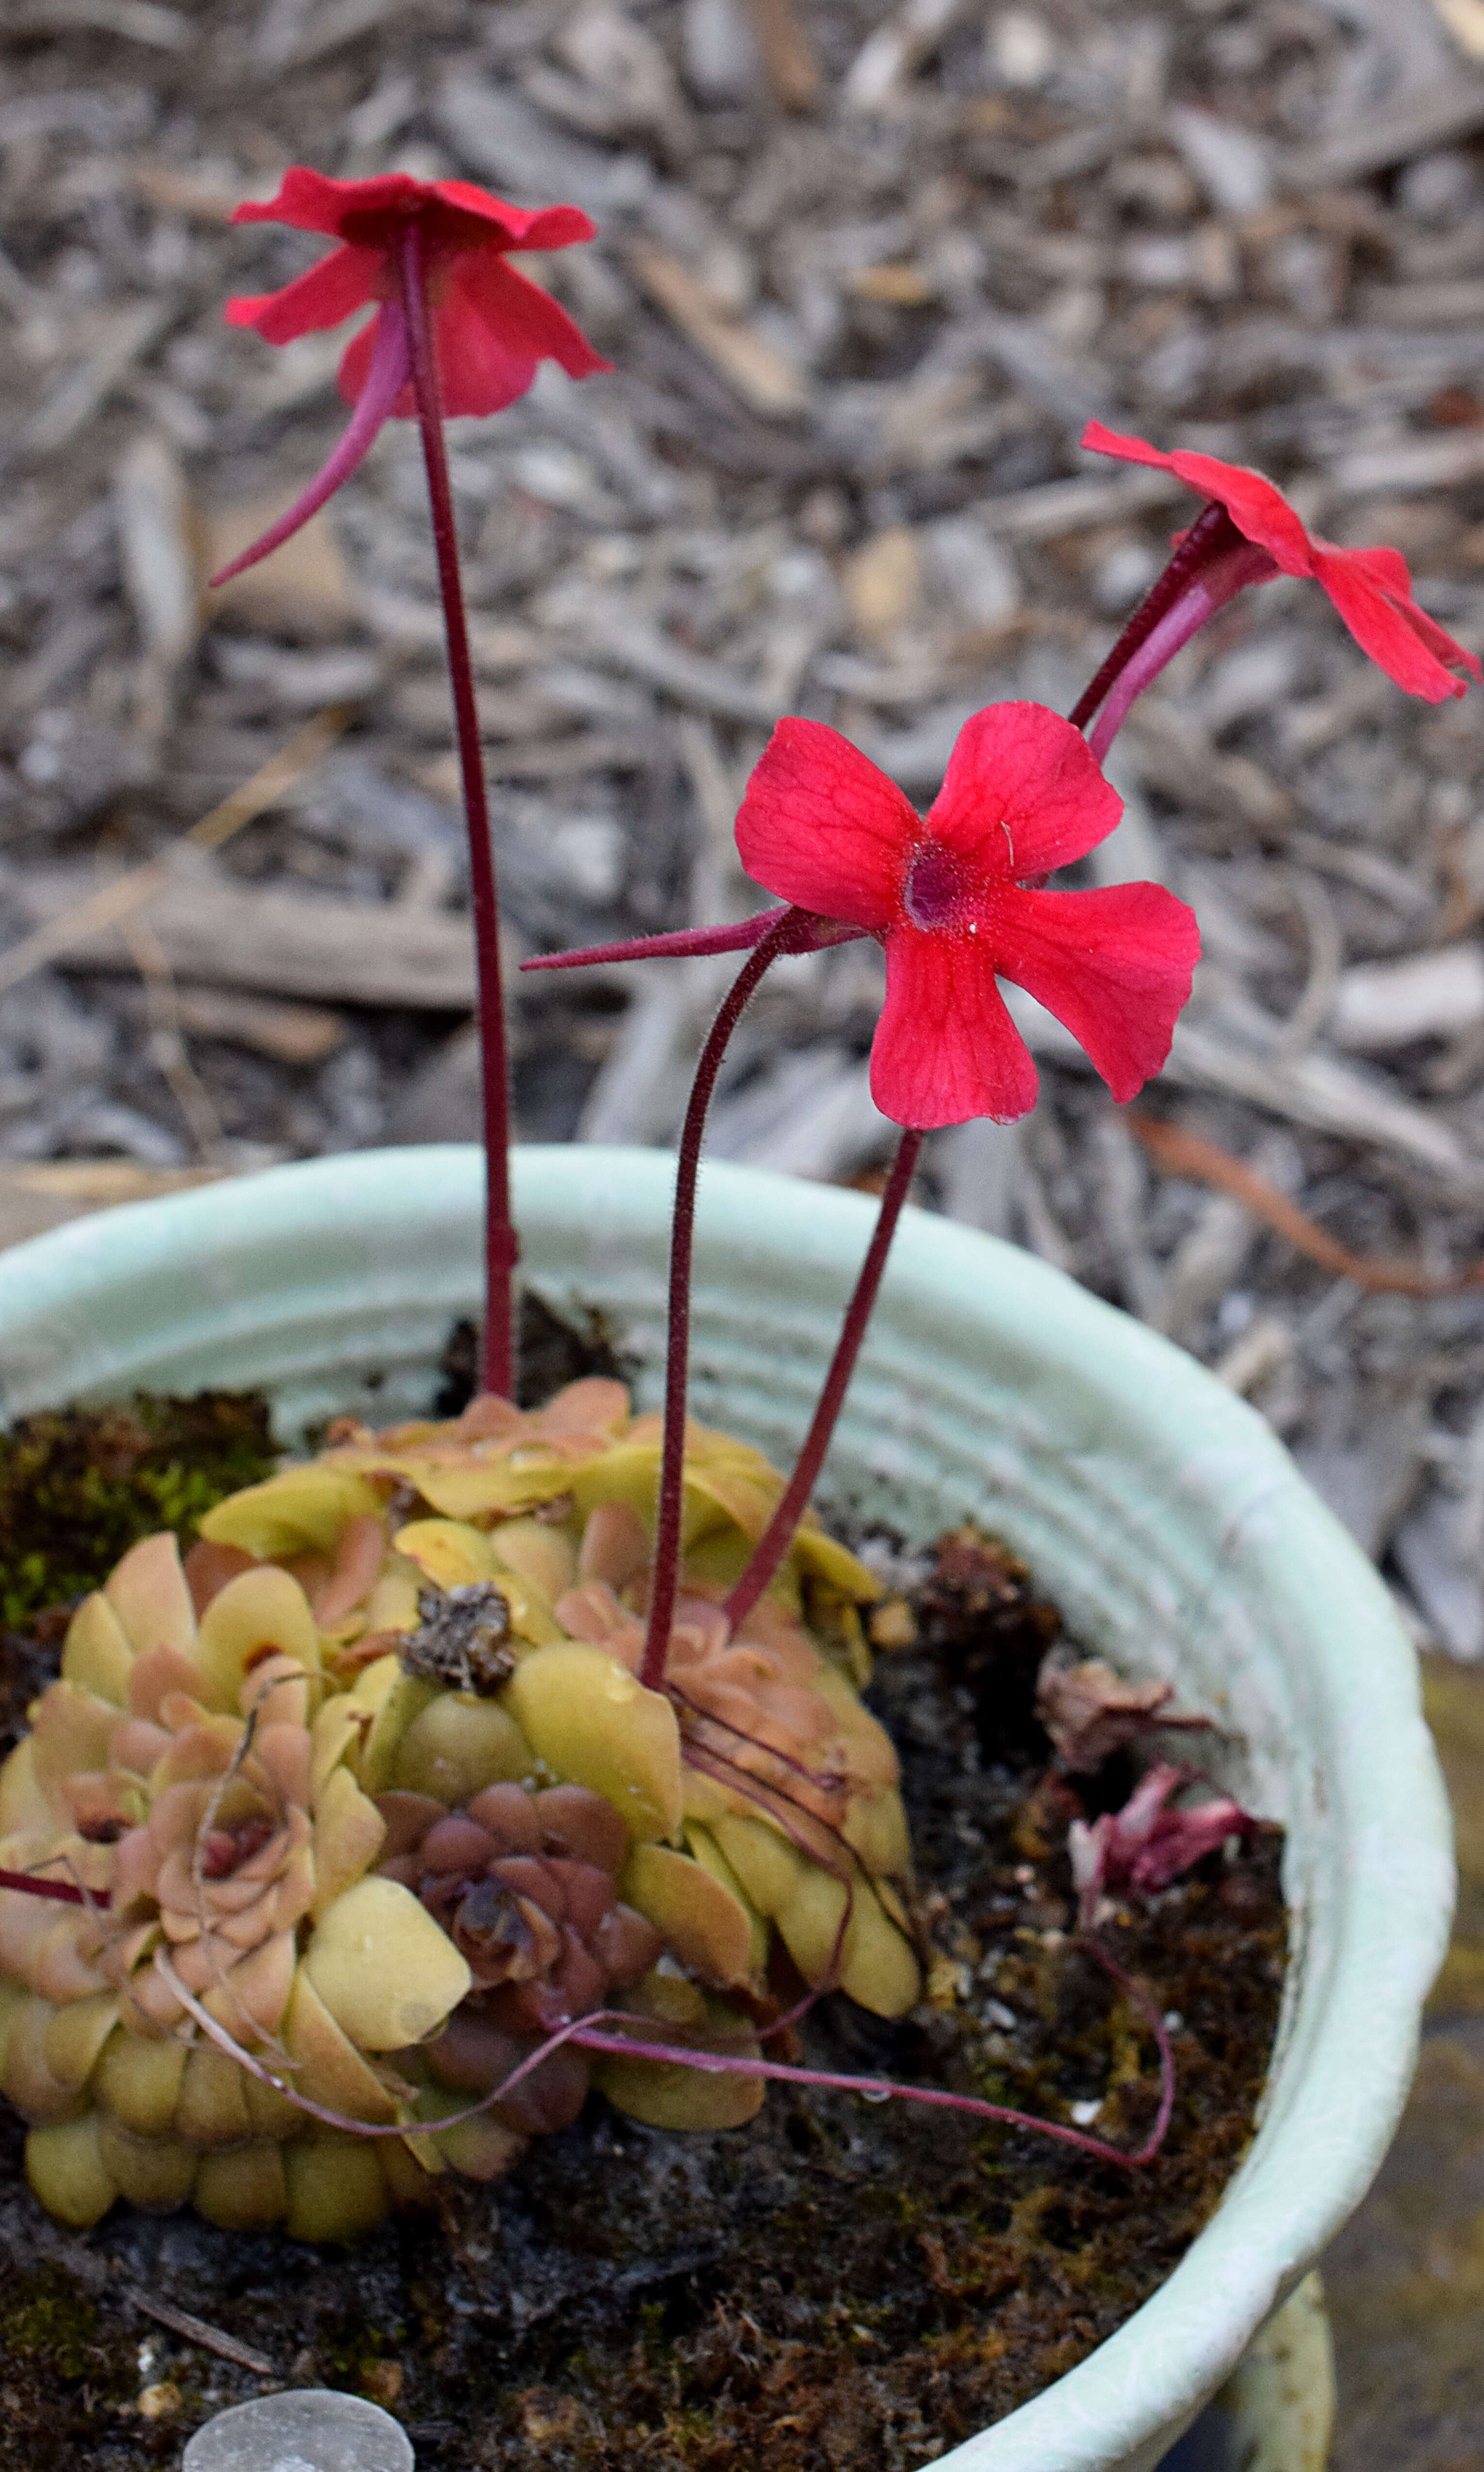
989;7;1056;88
1069;2099;1103;2127
1164;2010;1185;2033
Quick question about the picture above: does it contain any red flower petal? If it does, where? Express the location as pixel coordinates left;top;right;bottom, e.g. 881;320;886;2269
428;259;537;417
1084;420;1482;701
979;881;1200;1103
428;180;596;251
231;166;410;234
926;700;1124;879
230;167;425;239
1313;545;1481;701
438;256;610;414
872;927;1039;1128
232;167;597;254
334;257;610;415
1083;419;1315;574
224;242;380;343
735;720;916;930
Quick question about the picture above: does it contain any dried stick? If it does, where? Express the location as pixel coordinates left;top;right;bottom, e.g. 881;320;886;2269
0;704;352;1001
1129;1109;1484;1296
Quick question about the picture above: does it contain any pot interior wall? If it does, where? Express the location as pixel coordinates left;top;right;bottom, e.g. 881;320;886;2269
0;1144;1450;2472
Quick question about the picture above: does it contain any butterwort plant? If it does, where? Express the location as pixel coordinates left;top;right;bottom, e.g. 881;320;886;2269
209;193;1474;2195
0;168;1472;2240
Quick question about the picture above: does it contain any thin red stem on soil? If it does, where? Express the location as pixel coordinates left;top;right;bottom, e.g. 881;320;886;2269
158;1929;1173;2171
724;1126;923;1633
641;916;796;1690
1066;500;1244;733
399;219;517;1399
1083;1932;1177;2159
569;1929;1175;2171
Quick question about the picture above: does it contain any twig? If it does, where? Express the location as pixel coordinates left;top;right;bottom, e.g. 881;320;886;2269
744;0;821;110
122;913;225;1159
1128;1111;1484;1296
0;705;353;1001
121;2285;277;2378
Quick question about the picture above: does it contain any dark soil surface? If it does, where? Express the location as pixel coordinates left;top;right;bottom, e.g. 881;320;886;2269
0;1393;1285;2472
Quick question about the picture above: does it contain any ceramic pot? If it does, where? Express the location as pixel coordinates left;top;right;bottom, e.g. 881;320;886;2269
0;1144;1451;2472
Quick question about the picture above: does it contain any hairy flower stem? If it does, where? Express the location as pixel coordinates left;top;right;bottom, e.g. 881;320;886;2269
642;918;796;1690
400;220;518;1399
725;1126;924;1633
1067;500;1247;735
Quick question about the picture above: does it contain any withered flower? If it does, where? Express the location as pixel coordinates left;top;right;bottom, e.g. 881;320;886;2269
1036;1650;1211;1776
1070;1763;1258;1929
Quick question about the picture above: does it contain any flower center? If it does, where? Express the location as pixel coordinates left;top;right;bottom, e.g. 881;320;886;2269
199;1819;275;1880
904;840;969;930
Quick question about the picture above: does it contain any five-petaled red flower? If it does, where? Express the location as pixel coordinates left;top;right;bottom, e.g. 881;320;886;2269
525;705;1200;1128
1085;419;1481;703
214;168;609;585
735;704;1200;1129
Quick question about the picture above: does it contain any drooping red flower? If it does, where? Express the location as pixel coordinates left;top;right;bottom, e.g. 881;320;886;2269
732;706;1200;1129
214;167;610;585
1084;419;1481;703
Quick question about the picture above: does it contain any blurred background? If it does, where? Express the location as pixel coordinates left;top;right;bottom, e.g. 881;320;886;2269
2;0;1484;2461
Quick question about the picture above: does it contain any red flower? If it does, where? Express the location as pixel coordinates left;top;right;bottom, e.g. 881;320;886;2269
1084;419;1481;704
733;705;1199;1129
213;167;609;586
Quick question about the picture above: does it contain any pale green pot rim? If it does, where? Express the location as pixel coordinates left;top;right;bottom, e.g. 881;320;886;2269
0;1144;1454;2472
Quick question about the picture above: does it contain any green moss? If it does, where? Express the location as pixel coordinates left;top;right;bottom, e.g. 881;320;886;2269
0;1393;276;1630
1;2265;100;2379
319;2313;404;2388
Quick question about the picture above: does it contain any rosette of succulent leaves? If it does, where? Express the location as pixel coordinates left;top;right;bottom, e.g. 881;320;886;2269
0;1377;921;2241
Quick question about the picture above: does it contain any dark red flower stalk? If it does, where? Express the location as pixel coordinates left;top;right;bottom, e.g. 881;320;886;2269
215;169;608;1398
723;1125;923;1632
642;911;806;1689
1072;420;1481;757
565;1963;1175;2170
176;1954;1173;2171
0;1867;93;1907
